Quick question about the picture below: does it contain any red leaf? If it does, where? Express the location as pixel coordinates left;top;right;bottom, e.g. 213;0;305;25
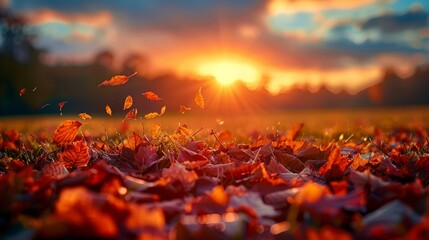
98;72;137;87
59;140;90;169
179;105;191;114
134;145;158;169
19;88;26;96
319;147;350;181
123;108;137;122
53;120;82;145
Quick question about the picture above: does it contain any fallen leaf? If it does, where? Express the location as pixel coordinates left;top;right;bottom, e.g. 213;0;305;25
319;147;350;181
59;140;90;169
53;120;82;145
179;105;191;114
42;161;69;178
142;91;162;101
123;108;137;123
195;87;204;109
134;145;158;169
19;88;26;96
105;104;112;116
144;112;159;119
78;113;92;120
123;95;133;110
98;72;137;87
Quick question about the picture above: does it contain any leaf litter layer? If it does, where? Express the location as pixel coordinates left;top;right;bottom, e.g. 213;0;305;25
1;118;429;240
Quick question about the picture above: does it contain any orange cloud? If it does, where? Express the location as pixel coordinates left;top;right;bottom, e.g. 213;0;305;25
26;9;112;28
267;0;379;14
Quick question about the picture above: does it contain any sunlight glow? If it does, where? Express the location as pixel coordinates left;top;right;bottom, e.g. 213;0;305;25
197;60;260;86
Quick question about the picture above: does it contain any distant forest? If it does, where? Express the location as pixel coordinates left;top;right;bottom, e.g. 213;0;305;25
1;9;429;116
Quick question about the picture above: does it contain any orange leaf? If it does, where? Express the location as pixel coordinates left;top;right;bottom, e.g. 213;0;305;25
105;104;112;116
142;91;162;101
194;87;204;109
160;105;166;116
123;108;137;123
78;113;92;120
144;112;159;119
98;72;137;87
319;147;350;181
53;120;82;145
179;105;191;114
59;140;90;169
123;95;133;110
19;88;26;96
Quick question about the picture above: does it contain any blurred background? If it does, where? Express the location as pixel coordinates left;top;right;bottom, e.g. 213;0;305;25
0;0;428;116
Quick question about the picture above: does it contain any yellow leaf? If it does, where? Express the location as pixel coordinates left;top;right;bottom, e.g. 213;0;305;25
160;105;166;116
105;104;112;116
123;95;133;110
78;113;92;120
195;87;204;109
144;112;159;119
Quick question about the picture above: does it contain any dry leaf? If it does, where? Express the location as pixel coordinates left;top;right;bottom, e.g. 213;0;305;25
144;112;160;119
142;91;162;101
98;72;137;87
42;161;69;178
195;87;204;109
179;105;191;114
123;95;133;110
19;88;26;96
53;120;82;145
105;104;112;116
123;108;137;123
59;140;90;169
78;113;92;120
160;105;166;116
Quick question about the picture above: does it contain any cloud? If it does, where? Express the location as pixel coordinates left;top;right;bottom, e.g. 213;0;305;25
267;0;379;14
26;9;112;27
361;7;429;33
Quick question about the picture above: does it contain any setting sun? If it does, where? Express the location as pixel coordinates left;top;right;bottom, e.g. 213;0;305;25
197;60;260;86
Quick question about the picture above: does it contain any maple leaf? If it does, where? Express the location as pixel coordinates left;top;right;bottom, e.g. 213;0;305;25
105;104;112;116
123;95;133;110
78;113;92;120
122;108;137;123
19;88;26;96
53;120;82;145
144;112;159;119
179;105;191;114
59;140;90;169
98;72;137;87
195;87;204;109
142;91;162;101
319;147;350;181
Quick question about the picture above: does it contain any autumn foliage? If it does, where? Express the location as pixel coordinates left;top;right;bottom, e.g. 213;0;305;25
2;73;429;239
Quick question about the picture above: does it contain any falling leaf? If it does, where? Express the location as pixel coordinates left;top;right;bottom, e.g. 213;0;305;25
58;101;67;115
53;120;82;145
19;88;26;96
78;113;92;120
123;108;137;123
160;105;166;116
142;91;162;101
123;95;133;110
98;72;137;87
105;104;112;116
59;140;90;169
195;87;204;109
144;112;160;119
179;105;191;114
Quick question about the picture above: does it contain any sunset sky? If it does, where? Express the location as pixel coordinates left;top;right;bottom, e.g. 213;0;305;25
3;0;429;94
